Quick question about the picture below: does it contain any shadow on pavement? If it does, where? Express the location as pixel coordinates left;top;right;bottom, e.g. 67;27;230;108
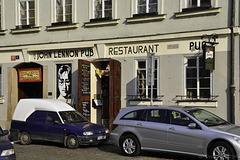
97;143;207;160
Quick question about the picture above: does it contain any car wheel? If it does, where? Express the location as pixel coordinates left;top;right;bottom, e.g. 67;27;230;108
66;134;79;149
20;131;31;145
209;141;236;160
120;134;140;156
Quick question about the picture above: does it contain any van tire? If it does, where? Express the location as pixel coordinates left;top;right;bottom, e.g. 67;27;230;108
66;134;79;149
20;131;32;145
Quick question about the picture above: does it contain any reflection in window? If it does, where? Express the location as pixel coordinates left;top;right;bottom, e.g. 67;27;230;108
94;0;112;19
186;0;211;8
56;0;72;23
170;111;193;126
137;0;158;14
186;57;211;99
137;60;158;99
19;0;35;25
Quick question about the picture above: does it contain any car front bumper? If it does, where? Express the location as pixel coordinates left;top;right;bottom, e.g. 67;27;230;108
77;134;110;145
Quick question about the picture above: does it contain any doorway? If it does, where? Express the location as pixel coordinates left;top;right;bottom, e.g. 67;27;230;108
78;59;121;130
16;63;43;101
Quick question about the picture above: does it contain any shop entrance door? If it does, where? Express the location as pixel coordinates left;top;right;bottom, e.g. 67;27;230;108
78;59;121;130
109;59;121;131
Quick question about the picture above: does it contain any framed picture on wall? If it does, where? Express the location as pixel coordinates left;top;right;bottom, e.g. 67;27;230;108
56;63;72;100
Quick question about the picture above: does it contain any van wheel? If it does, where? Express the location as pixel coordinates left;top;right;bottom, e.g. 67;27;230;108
120;134;140;156
66;134;79;149
209;141;236;160
20;131;31;145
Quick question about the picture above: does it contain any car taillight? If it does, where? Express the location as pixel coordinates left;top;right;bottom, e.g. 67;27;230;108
111;124;119;131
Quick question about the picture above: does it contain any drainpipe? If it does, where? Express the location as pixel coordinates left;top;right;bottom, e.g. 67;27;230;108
230;0;236;124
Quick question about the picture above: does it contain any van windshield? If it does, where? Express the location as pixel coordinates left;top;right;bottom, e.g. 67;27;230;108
59;111;88;124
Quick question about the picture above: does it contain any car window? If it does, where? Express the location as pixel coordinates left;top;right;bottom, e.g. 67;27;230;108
120;110;146;121
186;109;229;127
46;112;61;124
170;111;194;126
32;111;47;123
0;127;3;136
146;109;167;123
26;112;35;122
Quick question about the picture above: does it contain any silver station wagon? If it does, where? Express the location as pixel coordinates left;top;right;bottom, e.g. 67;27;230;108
110;106;240;160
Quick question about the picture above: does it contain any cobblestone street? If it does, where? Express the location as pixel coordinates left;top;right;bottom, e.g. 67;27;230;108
13;142;206;160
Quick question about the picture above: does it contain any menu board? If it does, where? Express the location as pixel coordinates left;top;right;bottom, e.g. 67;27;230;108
82;101;90;117
81;64;90;95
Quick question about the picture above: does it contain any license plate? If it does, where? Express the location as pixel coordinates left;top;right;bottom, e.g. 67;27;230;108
97;136;106;140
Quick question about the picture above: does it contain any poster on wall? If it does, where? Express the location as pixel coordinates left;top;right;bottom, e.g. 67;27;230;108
81;64;90;95
204;45;215;70
82;101;90;117
56;63;72;100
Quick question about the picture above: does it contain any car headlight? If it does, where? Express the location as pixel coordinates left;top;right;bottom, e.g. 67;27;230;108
83;131;93;136
1;149;15;157
105;129;109;134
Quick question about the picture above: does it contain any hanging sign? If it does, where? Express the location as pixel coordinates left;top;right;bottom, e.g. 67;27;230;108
204;45;215;70
18;68;42;82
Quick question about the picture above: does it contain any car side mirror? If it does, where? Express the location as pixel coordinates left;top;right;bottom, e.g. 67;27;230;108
3;130;9;136
188;123;197;129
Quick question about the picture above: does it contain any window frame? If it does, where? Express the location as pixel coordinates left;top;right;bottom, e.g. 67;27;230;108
184;56;212;100
136;0;158;14
92;0;112;19
54;0;73;23
135;59;159;100
18;0;36;26
0;66;2;97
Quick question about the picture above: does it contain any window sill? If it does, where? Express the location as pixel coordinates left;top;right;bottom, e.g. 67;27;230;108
84;19;120;27
175;7;221;18
130;100;163;106
0;30;7;35
46;23;78;31
126;14;166;23
11;26;42;34
177;101;218;108
0;98;5;104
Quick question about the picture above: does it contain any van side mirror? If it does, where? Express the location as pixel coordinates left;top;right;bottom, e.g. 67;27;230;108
188;123;196;129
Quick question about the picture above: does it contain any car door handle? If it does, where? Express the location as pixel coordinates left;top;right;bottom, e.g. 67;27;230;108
136;123;143;126
169;127;175;131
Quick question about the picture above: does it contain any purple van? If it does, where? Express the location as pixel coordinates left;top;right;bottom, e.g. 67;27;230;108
10;99;109;149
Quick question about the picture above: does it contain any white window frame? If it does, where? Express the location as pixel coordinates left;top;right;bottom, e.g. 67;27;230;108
0;66;2;97
92;0;112;19
182;0;217;9
18;0;36;26
54;0;73;23
184;56;212;99
135;0;158;14
134;59;159;99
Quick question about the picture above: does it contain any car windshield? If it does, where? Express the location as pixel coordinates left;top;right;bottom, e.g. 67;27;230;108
59;111;88;124
186;109;230;127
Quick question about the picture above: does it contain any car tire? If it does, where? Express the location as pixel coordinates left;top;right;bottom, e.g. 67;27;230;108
20;131;32;145
66;134;79;149
209;141;236;160
120;134;141;156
